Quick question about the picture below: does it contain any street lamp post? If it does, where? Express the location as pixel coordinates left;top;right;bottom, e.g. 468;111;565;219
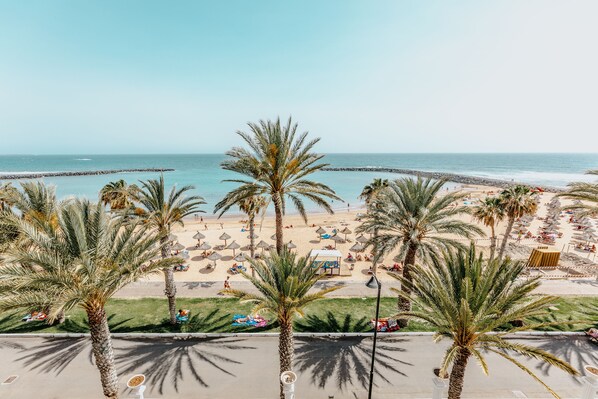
366;274;381;399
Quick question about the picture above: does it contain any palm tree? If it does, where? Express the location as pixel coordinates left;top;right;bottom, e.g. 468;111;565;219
133;175;205;324
0;182;17;211
496;185;538;260
11;181;60;229
215;193;267;263
472;196;505;261
220;117;341;254
99;179;139;211
557;170;598;217
0;199;177;399
395;245;579;399
358;178;389;205
357;177;483;326
224;250;339;399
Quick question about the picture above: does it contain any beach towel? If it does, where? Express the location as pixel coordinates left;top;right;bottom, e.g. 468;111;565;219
232;314;268;328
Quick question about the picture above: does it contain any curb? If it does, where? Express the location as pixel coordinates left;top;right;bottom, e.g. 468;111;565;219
0;331;586;339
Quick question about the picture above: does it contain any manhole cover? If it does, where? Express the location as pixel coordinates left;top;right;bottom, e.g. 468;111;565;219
2;375;18;385
512;391;528;398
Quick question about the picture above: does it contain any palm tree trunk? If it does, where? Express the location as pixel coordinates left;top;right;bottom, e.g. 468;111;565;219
160;236;177;325
248;214;256;277
397;243;418;328
489;224;496;261
372;228;379;274
448;348;471;399
497;217;515;261
87;306;119;399
278;320;294;399
274;196;284;255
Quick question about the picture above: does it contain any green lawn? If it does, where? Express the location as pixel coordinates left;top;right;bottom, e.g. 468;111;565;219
0;296;595;334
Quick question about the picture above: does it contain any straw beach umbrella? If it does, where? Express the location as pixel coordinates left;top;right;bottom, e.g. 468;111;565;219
171;242;185;251
356;234;368;243
207;252;222;267
286;241;297;250
226;240;241;255
270;234;277;241
167;233;178;242
193;231;205;245
340;227;352;240
234;253;247;263
350;242;365;252
197;242;211;251
256;240;270;254
330;235;344;248
219;232;231;246
316;227;326;241
247;232;259;239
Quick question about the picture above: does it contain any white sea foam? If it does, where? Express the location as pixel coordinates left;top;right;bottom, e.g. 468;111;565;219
75;158;92;161
461;170;597;187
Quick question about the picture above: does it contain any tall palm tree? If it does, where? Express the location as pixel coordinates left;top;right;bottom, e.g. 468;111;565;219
472;196;505;261
357;177;483;326
220;117;341;254
99;179;139;211
215;193;267;262
395;245;578;399
496;185;538;260
557;170;598;217
224;250;338;399
358;178;389;205
0;199;177;399
133;175;205;324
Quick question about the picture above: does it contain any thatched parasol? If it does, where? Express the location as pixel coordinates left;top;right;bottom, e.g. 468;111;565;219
197;242;212;251
171;242;185;251
350;243;365;252
339;227;352;240
226;240;241;255
356;234;368;243
219;233;232;246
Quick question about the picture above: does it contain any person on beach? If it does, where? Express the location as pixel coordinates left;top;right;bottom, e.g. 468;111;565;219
224;276;231;289
204;224;208;230
220;223;224;229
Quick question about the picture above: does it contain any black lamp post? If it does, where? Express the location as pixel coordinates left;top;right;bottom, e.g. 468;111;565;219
366;274;381;399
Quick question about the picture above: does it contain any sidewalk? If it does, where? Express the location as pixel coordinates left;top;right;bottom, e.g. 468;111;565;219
114;278;598;298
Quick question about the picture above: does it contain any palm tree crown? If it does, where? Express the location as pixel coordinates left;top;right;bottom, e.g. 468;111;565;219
134;175;205;235
0;199;176;398
224;250;338;399
359;178;389;204
472;196;505;260
557;170;598;217
395;245;578;399
358;177;483;265
219;117;341;253
99;179;139;211
496;185;538;260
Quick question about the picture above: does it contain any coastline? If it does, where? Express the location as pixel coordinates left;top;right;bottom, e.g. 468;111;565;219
322;167;566;192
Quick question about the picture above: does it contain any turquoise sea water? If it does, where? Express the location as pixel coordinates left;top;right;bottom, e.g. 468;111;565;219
0;154;597;214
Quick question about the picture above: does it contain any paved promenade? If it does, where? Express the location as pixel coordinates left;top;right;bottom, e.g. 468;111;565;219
0;335;596;398
114;278;598;298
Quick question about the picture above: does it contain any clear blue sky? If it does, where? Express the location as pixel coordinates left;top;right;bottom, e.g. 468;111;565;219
1;1;597;154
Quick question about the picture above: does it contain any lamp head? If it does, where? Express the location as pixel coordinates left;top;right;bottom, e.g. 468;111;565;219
365;275;380;289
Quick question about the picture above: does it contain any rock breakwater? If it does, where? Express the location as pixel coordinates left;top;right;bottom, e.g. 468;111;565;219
322;167;564;193
0;168;175;180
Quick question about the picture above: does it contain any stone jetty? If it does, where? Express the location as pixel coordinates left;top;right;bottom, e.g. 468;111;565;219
322;167;565;193
0;168;175;180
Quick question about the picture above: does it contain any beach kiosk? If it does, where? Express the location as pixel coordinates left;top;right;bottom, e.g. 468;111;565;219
309;249;342;276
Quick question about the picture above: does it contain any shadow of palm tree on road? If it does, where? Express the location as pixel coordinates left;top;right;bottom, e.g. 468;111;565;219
521;335;598;383
116;337;256;395
294;312;412;391
16;337;92;375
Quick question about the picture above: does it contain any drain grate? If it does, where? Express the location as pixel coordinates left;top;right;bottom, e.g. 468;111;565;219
2;375;18;385
512;391;528;398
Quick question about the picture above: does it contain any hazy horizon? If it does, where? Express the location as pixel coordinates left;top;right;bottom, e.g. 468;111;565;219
2;1;598;154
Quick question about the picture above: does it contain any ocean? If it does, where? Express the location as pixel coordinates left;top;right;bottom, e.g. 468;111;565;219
0;153;597;214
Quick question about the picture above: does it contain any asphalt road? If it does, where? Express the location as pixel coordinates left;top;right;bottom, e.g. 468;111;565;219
0;334;596;398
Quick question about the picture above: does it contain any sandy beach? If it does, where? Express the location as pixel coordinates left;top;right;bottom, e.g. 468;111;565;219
138;184;597;286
